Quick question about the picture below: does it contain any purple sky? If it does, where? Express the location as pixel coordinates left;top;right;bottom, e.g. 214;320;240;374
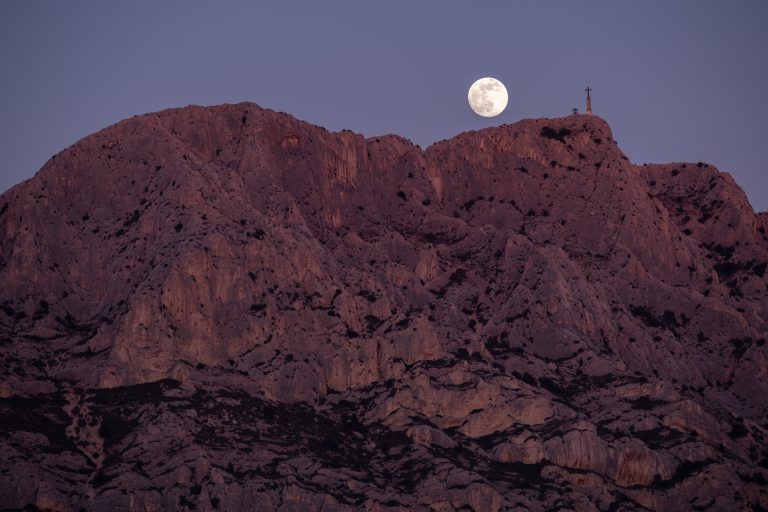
1;1;767;210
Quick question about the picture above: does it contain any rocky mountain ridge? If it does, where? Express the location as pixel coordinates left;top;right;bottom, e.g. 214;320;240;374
0;103;766;511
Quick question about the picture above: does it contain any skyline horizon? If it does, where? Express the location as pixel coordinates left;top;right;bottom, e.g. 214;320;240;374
1;2;766;211
6;97;755;208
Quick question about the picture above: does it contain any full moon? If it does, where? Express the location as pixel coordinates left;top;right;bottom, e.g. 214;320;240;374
467;77;508;117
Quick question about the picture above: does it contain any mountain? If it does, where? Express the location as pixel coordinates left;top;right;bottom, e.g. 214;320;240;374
1;103;767;511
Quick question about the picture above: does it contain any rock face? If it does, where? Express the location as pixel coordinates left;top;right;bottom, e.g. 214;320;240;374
1;103;767;511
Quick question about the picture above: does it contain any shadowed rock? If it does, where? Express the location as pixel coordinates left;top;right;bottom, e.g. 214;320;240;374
0;103;767;511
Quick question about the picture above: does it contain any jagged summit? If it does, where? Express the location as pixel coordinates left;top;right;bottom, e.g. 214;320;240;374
1;103;767;511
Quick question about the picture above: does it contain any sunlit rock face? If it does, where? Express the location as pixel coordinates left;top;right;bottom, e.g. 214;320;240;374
1;103;767;511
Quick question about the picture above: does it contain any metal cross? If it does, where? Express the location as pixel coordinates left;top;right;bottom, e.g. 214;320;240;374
585;86;592;97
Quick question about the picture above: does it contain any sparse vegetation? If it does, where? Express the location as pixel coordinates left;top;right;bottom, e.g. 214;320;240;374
540;126;571;143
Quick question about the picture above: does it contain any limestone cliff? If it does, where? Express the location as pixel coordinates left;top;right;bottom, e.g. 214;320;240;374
1;103;766;511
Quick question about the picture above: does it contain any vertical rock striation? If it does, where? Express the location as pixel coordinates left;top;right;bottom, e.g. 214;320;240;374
0;103;766;511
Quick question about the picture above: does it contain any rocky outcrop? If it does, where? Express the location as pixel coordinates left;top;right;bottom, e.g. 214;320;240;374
0;103;767;511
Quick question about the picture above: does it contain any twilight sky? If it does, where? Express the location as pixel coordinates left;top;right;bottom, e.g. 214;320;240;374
1;1;767;210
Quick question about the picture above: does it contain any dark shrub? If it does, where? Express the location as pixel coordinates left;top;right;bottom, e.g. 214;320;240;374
540;126;571;143
449;268;467;285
